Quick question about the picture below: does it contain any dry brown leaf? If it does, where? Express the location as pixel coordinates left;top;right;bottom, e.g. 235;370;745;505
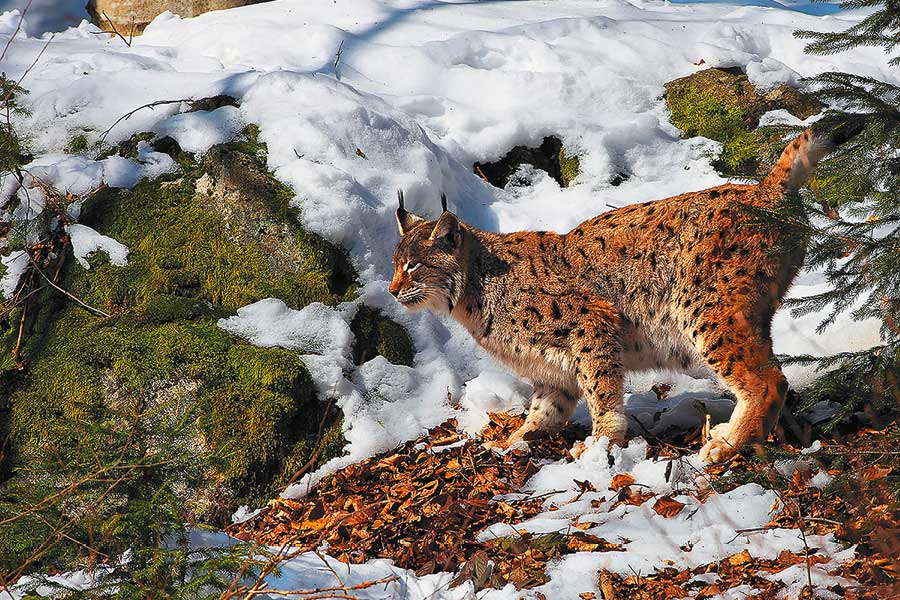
610;473;635;491
652;496;686;518
727;550;753;566
861;464;893;481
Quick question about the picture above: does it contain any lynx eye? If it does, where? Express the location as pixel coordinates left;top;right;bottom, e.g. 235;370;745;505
405;261;421;273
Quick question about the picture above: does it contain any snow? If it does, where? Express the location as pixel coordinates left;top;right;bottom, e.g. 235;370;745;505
153;105;244;154
0;0;88;36
66;223;129;269
1;0;891;596
0;250;28;298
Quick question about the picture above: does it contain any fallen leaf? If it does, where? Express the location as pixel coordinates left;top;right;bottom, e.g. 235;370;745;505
610;473;635;491
862;464;892;481
653;495;686;518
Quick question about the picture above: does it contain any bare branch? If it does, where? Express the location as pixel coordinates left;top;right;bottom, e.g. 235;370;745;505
97;98;190;145
0;0;32;64
99;11;133;47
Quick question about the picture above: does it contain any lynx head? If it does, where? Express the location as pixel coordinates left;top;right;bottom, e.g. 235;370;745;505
389;191;466;313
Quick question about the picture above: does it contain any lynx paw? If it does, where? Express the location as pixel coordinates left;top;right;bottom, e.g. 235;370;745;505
592;412;628;447
699;426;738;464
571;440;588;458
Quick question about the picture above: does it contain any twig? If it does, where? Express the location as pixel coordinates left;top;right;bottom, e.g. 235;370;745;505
312;549;344;588
333;40;344;71
803;516;843;526
0;0;31;64
242;575;399;598
11;289;28;367
281;396;337;491
27;254;110;318
100;11;134;47
4;32;56;108
726;525;777;544
97;98;189;145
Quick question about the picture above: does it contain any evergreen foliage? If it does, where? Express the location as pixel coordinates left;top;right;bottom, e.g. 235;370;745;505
763;1;900;428
795;0;900;65
0;73;29;176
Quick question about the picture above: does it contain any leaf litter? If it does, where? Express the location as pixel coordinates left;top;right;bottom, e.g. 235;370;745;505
230;413;900;597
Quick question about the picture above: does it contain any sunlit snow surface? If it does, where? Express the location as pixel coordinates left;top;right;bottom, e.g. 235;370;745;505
0;0;893;597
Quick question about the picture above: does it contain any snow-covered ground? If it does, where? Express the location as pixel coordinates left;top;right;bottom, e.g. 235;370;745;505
0;0;893;597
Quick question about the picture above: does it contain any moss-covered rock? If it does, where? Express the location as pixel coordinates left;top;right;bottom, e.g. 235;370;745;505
558;147;580;188
350;306;415;367
475;136;580;188
664;68;823;177
66;133;89;154
0;127;359;517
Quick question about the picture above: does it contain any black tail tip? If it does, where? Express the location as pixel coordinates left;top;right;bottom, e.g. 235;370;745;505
815;114;869;149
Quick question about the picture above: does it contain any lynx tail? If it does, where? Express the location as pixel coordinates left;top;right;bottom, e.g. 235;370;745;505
761;128;831;194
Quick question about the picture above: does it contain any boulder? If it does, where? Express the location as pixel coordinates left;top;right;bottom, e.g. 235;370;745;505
0;124;409;529
664;67;824;177
87;0;267;35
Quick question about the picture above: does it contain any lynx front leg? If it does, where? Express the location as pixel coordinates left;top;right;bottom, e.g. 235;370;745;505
488;384;578;450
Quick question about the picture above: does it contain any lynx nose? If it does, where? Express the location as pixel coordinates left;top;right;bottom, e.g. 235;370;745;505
388;280;402;297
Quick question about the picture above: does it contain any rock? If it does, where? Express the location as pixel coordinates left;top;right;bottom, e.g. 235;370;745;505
87;0;268;36
350;306;415;367
475;136;580;189
0;126;379;524
664;67;824;177
187;95;240;113
763;86;824;121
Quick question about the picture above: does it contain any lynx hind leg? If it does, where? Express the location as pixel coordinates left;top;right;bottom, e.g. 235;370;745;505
693;310;788;463
572;304;627;450
499;384;578;448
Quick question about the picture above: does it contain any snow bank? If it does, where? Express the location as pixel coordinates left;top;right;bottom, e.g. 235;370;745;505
1;0;890;594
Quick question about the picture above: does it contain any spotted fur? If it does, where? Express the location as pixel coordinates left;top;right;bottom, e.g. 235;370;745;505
390;129;823;462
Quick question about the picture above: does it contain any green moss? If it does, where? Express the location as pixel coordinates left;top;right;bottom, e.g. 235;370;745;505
667;83;746;143
667;84;793;176
721;130;760;173
116;131;156;160
1;136;357;510
230;123;268;161
66;134;89;154
350;306;415;366
558;148;580;187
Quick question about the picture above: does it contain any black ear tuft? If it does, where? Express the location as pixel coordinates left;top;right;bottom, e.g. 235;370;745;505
440;192;448;213
396;189;425;235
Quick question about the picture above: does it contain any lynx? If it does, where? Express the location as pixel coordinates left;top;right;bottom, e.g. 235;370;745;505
389;129;829;463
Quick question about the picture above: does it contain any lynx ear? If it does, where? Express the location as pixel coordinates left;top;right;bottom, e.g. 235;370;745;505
429;211;460;247
396;190;424;235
